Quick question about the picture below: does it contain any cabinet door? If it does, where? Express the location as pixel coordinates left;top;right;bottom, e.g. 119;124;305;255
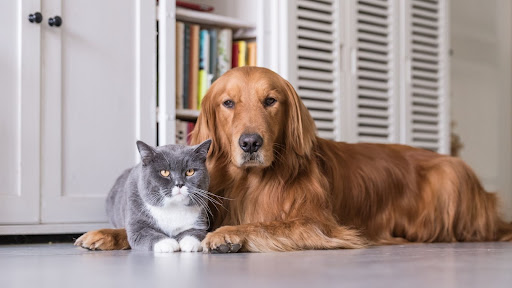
0;0;41;224
40;0;156;223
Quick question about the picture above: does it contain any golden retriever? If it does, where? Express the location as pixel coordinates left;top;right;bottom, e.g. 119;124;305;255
76;67;512;252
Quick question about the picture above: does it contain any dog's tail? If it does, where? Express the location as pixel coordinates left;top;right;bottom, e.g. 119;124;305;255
497;220;512;241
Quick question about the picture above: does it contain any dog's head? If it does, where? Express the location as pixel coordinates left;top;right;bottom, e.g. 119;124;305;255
190;67;316;169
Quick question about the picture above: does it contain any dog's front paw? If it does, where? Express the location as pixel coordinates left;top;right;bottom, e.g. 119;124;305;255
153;238;180;253
179;236;202;252
201;226;243;253
74;229;130;251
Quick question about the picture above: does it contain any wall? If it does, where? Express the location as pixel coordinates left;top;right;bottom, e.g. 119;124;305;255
450;0;512;220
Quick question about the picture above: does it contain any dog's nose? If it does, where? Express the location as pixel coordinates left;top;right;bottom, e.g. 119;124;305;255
239;134;263;154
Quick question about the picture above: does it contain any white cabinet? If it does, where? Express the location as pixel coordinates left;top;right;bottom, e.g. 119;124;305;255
0;0;156;233
0;0;41;224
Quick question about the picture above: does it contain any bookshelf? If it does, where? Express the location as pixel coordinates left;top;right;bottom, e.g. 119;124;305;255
175;7;255;30
157;0;259;145
176;109;200;121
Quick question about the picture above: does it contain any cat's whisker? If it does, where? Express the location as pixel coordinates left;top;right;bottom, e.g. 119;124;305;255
192;191;223;206
191;191;229;214
194;194;216;216
190;193;214;216
190;187;233;201
188;194;210;228
189;189;225;209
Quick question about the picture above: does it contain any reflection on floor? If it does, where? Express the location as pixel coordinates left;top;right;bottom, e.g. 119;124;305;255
1;242;511;288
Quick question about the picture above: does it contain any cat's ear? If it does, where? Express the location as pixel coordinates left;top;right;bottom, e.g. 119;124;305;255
193;139;212;159
136;141;156;166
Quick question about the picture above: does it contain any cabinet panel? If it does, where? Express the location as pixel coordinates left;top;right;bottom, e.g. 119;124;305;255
0;0;41;224
41;0;156;223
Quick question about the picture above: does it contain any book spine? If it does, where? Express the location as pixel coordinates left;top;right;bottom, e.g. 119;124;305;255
209;29;218;81
186;122;195;145
175;120;188;145
232;42;239;68
189;24;200;110
175;22;184;110
217;28;232;76
198;29;209;107
183;24;190;109
237;41;247;67
247;41;257;66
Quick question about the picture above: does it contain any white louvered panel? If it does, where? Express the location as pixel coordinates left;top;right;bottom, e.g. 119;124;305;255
297;29;333;42
295;0;337;140
297;49;334;62
297;39;335;51
404;0;447;152
355;0;396;143
310;111;336;121
298;70;334;81
358;52;389;63
297;89;334;101
357;88;389;99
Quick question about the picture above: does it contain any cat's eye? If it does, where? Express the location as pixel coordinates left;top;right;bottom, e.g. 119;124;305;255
186;169;195;176
160;170;170;177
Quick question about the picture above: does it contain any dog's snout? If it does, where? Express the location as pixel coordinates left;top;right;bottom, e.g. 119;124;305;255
239;134;263;154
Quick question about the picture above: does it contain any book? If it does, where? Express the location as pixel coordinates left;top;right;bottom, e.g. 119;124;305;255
188;24;200;110
186;122;195;145
175;22;184;110
209;29;218;81
199;29;210;72
247;41;257;66
183;23;190;109
198;29;210;107
176;1;214;12
217;28;232;76
175;120;188;145
237;41;247;67
232;42;239;68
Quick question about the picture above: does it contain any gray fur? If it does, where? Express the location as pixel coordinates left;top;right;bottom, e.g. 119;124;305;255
106;139;212;251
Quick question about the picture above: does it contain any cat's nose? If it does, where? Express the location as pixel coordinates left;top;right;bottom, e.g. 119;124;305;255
176;184;184;188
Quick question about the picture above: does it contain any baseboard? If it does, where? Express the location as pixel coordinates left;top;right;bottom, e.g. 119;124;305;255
0;223;112;235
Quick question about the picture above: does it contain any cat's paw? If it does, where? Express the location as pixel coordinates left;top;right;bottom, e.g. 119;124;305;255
179;236;202;252
153;238;180;253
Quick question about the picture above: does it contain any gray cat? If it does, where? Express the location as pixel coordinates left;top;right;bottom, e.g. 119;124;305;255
106;139;212;253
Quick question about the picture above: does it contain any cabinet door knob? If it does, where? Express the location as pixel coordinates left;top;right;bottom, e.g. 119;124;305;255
28;12;43;24
48;16;62;27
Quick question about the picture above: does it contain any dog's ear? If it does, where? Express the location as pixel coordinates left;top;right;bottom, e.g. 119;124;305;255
282;79;317;157
190;84;215;152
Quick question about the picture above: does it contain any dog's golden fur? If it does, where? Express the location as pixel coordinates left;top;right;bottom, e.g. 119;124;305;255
76;67;512;252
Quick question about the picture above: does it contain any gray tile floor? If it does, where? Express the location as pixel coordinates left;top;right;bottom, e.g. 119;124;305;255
0;242;511;288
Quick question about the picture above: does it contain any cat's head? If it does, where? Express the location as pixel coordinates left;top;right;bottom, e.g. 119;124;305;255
135;139;212;207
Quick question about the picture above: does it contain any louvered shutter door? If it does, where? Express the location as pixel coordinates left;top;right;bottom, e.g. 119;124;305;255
351;0;399;143
401;0;449;153
295;0;339;140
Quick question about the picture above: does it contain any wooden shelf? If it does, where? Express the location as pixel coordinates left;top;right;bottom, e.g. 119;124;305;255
176;109;200;121
175;7;256;29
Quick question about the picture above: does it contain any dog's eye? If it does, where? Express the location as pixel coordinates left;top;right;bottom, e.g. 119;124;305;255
264;97;277;107
223;100;234;108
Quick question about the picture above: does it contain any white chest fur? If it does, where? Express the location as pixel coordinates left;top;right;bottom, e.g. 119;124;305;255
145;203;202;237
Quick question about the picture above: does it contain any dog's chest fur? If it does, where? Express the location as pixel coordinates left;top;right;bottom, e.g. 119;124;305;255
146;203;203;236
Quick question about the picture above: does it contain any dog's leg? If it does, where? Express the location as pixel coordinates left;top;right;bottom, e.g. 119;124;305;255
202;219;368;253
74;228;130;250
